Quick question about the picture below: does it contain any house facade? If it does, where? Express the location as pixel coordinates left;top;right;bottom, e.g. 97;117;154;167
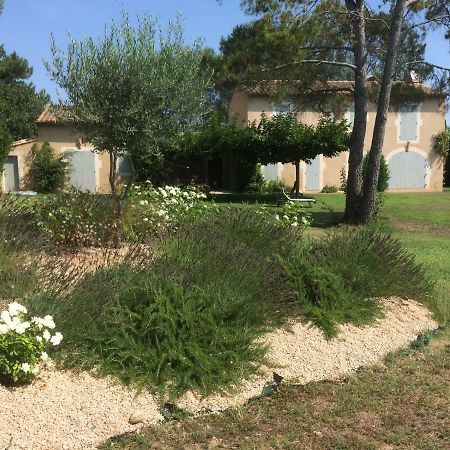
228;81;447;192
3;81;446;193
2;106;120;193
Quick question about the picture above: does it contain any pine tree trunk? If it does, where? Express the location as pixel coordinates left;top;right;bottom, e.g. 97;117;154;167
356;0;407;223
344;0;369;224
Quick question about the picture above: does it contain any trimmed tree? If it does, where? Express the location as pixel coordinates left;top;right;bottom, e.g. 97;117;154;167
250;113;350;197
45;12;212;217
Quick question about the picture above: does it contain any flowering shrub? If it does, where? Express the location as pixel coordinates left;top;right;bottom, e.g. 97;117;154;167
125;183;209;239
0;302;63;384
34;193;119;248
275;201;311;230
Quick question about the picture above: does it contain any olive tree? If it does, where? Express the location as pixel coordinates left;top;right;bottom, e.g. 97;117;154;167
46;13;212;215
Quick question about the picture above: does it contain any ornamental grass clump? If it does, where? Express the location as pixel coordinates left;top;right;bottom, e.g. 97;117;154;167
0;302;62;384
280;227;433;338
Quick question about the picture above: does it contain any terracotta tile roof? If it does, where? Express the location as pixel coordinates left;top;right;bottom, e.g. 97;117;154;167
36;104;72;124
240;80;446;97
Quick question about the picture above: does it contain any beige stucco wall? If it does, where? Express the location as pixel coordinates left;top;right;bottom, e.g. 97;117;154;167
230;91;445;192
4;125;113;193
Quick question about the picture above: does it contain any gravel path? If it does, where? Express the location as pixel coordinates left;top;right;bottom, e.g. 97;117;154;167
0;297;437;450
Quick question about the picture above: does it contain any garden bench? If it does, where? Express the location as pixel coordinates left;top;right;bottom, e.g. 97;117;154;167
281;187;316;208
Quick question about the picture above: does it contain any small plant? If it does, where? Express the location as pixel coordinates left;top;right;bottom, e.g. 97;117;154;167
321;184;339;193
432;128;450;160
275;201;311;229
26;142;68;193
362;154;390;192
262;179;285;193
0;302;62;384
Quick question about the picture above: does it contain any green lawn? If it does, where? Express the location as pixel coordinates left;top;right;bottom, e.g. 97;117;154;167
103;190;450;450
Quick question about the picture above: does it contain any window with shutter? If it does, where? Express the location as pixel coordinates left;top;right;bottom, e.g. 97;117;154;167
273;102;293;115
399;105;419;140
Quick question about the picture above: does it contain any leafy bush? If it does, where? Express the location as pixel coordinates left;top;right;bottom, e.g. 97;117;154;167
0;302;62;384
26;142;68;193
261;179;285;193
362;154;390;192
432;128;450;160
34;193;119;248
321;184;339;193
280;227;433;337
27;208;297;397
124;183;208;240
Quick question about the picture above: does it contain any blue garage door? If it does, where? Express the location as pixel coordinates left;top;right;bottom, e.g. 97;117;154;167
388;151;426;189
68;150;97;192
261;163;279;181
305;155;321;191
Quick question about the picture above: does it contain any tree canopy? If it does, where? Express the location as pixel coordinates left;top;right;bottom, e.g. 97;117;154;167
46;12;213;202
0;46;48;140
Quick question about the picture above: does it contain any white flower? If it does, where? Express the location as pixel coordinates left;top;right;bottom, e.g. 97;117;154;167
283;215;289;220
41;352;49;362
43;330;51;341
21;363;30;373
15;321;30;334
8;302;27;316
275;214;280;221
143;217;149;222
292;221;298;227
1;310;12;325
301;216;309;225
36;336;43;342
139;200;148;206
0;324;9;334
43;315;56;329
32;366;40;376
50;332;63;346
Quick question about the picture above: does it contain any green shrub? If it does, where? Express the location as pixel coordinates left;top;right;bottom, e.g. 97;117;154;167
26;142;68;193
33;193;118;248
236;160;265;192
262;179;285;193
0;302;62;384
321;184;339;193
362;154;390;192
280;227;433;338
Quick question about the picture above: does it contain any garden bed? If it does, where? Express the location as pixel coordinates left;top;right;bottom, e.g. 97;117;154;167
0;297;437;450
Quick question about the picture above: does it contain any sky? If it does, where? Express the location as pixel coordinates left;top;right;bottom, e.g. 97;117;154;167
0;0;449;108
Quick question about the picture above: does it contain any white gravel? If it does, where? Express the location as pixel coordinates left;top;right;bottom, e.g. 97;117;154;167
0;297;438;450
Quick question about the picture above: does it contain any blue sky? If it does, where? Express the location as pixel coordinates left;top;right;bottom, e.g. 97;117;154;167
0;0;449;107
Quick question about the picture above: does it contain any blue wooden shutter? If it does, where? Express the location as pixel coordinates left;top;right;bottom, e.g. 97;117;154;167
399;106;418;140
305;155;321;191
